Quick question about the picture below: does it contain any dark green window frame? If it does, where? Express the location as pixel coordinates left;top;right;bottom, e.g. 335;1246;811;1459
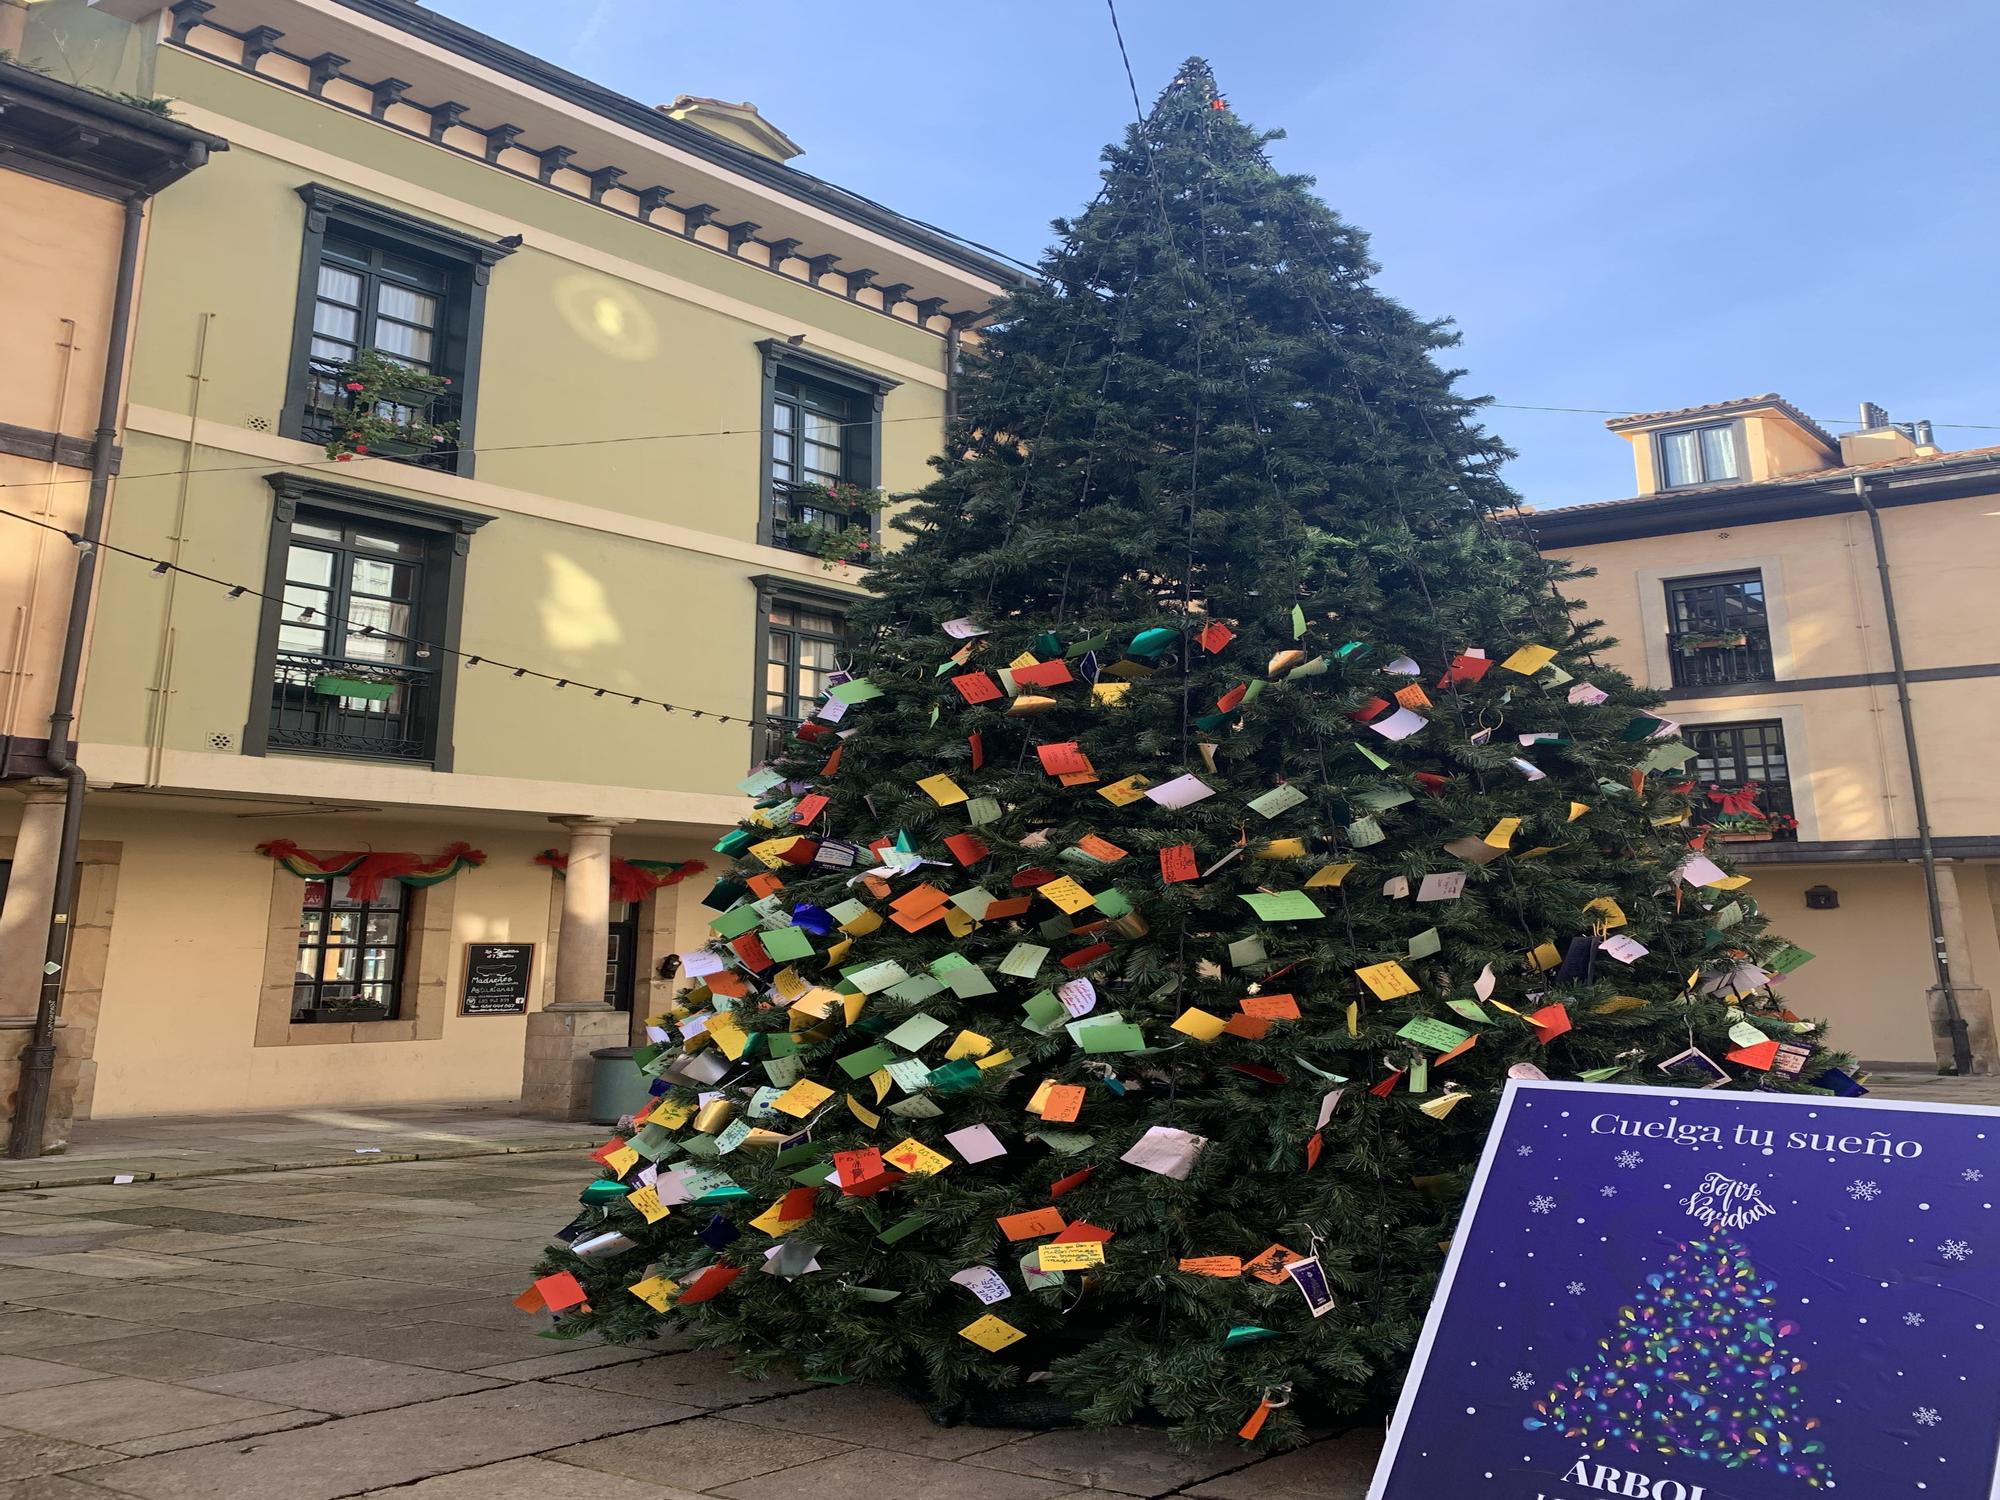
280;184;514;478
750;574;854;762
756;340;897;552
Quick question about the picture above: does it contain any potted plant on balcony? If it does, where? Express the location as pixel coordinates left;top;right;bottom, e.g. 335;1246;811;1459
1678;630;1751;652
783;482;891;570
322;350;457;462
1703;780;1795;841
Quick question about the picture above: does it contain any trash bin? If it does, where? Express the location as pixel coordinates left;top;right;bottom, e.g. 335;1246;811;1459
587;1046;650;1126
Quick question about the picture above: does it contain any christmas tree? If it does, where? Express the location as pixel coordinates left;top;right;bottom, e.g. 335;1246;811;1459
525;61;1846;1447
1526;1235;1833;1486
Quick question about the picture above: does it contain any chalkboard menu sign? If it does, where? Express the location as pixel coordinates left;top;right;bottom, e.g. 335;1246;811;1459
461;943;534;1015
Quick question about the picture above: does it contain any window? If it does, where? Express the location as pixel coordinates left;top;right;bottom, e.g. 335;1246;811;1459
1656;422;1742;489
247;476;492;769
758;340;896;552
1665;570;1774;688
1689;720;1796;842
764;597;846;724
292;876;407;1022
283;185;514;478
267;511;436;762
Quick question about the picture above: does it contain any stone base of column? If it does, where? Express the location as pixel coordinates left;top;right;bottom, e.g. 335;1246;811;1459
0;1020;81;1155
1930;985;1996;1076
521;1006;630;1120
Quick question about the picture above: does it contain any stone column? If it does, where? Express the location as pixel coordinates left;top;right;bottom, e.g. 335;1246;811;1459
520;815;633;1119
1929;862;1996;1075
0;781;68;1021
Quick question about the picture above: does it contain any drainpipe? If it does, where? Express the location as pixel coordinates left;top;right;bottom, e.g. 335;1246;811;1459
7;194;145;1159
1853;473;1973;1075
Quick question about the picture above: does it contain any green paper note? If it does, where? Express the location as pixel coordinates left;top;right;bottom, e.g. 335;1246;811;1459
837;1044;897;1078
1227;935;1268;968
1291;603;1308;639
759;926;815;961
885;975;945;1004
1347;817;1386;848
1023;991;1066;1032
943;966;997;998
879;1215;927;1244
966;796;1003;826
1765;944;1815;974
1093;888;1132;919
1240;890;1326;922
1074;1020;1146;1054
709;904;764;939
828;677;884;704
999;943;1049;979
927;1059;984;1093
1447;998;1492;1024
1351;741;1390;771
889;1095;945;1118
1406;926;1441;960
886;1058;933;1092
1247;784;1309;819
884;1015;949;1051
847;961;910;994
951;887;997;919
1397;1016;1472;1051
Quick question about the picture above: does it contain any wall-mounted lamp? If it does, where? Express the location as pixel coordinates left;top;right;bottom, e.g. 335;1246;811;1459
1804;885;1839;910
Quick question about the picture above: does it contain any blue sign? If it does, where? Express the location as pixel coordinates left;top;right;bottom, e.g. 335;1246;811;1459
1371;1080;2000;1500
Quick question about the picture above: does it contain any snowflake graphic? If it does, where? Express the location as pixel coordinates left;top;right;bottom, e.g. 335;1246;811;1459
1905;1312;1926;1327
1940;1239;1973;1262
1530;1194;1556;1214
1509;1371;1534;1391
1567;1281;1587;1296
1599;1185;1618;1198
1964;1168;1984;1183
1516;1145;1534;1157
1614;1150;1643;1169
1915;1407;1942;1427
1848;1179;1881;1201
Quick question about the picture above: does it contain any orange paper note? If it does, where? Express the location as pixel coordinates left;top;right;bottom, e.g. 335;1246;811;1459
1178;1255;1244;1278
1040;1083;1085;1123
997;1207;1067;1241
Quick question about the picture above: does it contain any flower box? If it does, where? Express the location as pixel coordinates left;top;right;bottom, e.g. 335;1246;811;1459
312;674;395;701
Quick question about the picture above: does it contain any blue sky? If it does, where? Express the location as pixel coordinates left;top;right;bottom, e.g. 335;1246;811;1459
436;0;2000;508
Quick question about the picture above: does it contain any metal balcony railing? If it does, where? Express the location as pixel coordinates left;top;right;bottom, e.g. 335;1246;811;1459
269;652;435;762
1667;625;1775;689
297;357;464;473
1692;778;1797;842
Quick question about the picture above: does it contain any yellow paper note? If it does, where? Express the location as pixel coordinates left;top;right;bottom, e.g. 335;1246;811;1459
649;1098;693;1130
603;1145;641;1178
748;837;798;869
976;1049;1015;1070
1499;643;1557;675
842;992;866;1026
626;1185;670;1224
959;1313;1025;1351
1038;1241;1106;1271
838;908;883;936
1527;941;1564;971
770;1079;834;1118
747;1198;812;1236
1583;896;1628;930
1419;1090;1471;1119
1256;837;1307;859
1172;1007;1228;1042
1346;1000;1359;1036
1483;817;1521;849
704;1013;751;1060
1037;876;1096;914
1305;861;1356;889
945;1029;993;1060
628;1274;679;1311
1567;801;1591;822
917;773;968;806
1098;775;1151;806
1712;874;1753;890
1593;995;1648;1015
884;1137;953;1176
771;967;809;1004
1356;961;1421;1000
944;906;977;938
1092;681;1132;707
847;1093;881;1129
869;1067;892;1104
1025;1079;1055;1115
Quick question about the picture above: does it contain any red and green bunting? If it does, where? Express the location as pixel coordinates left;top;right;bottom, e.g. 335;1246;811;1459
255;840;487;903
534;851;707;905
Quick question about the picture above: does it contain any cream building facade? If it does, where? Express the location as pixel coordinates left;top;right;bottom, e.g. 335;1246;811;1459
0;0;1016;1146
1535;395;2000;1073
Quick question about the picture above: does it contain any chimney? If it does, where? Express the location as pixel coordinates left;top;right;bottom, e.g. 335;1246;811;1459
1840;401;1920;466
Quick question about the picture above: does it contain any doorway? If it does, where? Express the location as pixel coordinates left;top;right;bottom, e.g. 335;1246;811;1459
605;899;639;1012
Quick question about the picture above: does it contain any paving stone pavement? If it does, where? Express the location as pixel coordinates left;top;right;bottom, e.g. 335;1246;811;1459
0;1152;1385;1499
0;1072;1983;1497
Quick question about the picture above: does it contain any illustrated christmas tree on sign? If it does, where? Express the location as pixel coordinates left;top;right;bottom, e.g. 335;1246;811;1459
1527;1233;1833;1487
524;61;1848;1447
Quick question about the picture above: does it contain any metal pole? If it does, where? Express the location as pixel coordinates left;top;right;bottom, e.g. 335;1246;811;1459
1853;473;1973;1074
8;195;145;1159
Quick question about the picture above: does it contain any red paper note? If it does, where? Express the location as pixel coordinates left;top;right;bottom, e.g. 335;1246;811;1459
819;744;843;777
513;1286;547;1313
1077;834;1128;862
1049;1167;1093;1198
1441;652;1493;687
1011;868;1059;890
1159;844;1199;883
777;1186;820;1221
983;895;1033;919
1061;942;1111;969
1527;1003;1573;1042
1222;1014;1274;1040
1216;683;1247;713
1239;992;1300;1020
1196;621;1236;654
1012;659;1074;688
1348;696;1391;724
1369;1069;1407;1098
792;793;829;825
834;1148;884;1187
968;731;985;770
1037;741;1094;776
534;1270;589;1312
951;672;1002;705
997;1207;1067;1240
1050;1220;1114;1244
1305;1129;1324;1169
676;1264;742;1305
1727;1039;1781;1070
730;931;773;971
945;832;991;868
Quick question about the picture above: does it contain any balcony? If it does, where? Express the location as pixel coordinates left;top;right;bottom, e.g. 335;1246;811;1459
1693;778;1797;843
1667;625;1774;690
770;479;878;563
269;653;435;763
298;357;464;474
